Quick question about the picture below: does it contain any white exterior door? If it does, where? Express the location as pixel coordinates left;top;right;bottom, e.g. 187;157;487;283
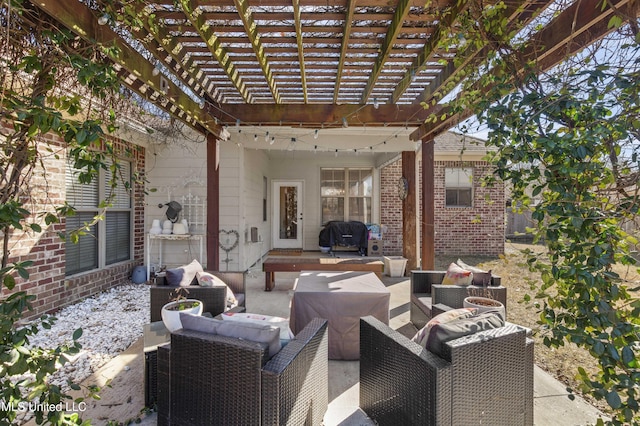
272;180;303;249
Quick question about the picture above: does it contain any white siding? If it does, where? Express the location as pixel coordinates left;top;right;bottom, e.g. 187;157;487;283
145;141;208;269
268;152;380;251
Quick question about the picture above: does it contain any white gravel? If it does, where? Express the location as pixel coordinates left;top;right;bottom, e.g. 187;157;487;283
27;283;150;389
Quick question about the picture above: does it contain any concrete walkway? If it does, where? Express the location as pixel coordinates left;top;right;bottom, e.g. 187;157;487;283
75;260;607;425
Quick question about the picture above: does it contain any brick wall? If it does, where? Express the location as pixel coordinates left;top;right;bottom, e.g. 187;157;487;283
1;127;145;320
381;157;504;259
380;160;404;256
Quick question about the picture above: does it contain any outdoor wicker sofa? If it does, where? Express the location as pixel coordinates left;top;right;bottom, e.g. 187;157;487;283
360;315;533;426
149;270;246;322
410;270;503;329
156;317;329;425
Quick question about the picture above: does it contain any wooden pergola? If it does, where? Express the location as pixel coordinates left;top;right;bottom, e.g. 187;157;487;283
33;0;636;271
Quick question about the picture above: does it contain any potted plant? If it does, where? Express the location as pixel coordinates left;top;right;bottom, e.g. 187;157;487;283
463;296;505;319
161;287;204;332
463;286;505;321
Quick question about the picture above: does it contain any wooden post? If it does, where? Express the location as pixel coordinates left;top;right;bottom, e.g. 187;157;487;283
402;151;418;273
421;138;435;270
206;133;220;270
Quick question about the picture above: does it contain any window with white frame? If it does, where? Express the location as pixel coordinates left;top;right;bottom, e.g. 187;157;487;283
445;167;473;207
65;157;132;276
321;168;372;224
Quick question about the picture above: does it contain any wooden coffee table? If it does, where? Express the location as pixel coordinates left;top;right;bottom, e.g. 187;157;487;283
262;257;384;291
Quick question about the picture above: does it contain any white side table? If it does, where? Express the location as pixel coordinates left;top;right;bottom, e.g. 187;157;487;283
146;233;204;280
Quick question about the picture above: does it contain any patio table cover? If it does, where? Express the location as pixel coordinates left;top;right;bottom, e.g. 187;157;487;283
290;270;390;360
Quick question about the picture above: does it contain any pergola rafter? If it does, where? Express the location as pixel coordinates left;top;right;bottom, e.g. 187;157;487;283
410;0;637;142
233;0;281;103
359;0;412;104
29;0;636;136
332;0;356;103
33;0;224;138
179;0;252;103
402;0;548;106
292;0;309;103
131;3;215;103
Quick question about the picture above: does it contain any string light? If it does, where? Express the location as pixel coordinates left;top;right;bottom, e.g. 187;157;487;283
97;14;109;25
193;100;415;153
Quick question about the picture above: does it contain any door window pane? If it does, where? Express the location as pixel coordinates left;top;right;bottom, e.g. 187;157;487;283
279;186;298;239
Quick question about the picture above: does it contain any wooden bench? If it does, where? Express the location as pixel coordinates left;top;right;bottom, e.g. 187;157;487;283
262;257;384;291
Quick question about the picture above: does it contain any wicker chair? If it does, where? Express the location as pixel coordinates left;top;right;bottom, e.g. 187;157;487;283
149;271;246;322
410;270;503;329
360;316;533;426
157;318;329;426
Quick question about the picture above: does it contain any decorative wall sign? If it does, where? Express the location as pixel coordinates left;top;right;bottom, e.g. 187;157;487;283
397;176;409;200
219;229;240;269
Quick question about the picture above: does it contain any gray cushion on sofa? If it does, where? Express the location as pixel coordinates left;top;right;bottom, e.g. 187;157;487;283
180;313;281;357
426;312;504;356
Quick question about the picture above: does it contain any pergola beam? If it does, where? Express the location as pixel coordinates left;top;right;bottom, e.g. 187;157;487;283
409;0;548;106
410;0;635;141
217;103;429;127
33;0;223;138
132;4;215;102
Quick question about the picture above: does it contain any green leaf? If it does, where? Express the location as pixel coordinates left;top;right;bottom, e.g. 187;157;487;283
72;328;83;340
608;15;623;29
76;129;87;144
622;346;636;367
606;390;622;409
592;341;605;356
3;274;16;290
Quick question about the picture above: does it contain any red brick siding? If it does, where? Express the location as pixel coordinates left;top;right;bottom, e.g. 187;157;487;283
379;160;404;255
1;125;145;320
381;157;504;258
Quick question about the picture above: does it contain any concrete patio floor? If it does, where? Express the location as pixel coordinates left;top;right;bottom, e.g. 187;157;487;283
74;253;607;425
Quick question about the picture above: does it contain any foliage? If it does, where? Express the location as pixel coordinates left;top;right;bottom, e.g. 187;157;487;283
432;1;640;423
0;1;139;423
